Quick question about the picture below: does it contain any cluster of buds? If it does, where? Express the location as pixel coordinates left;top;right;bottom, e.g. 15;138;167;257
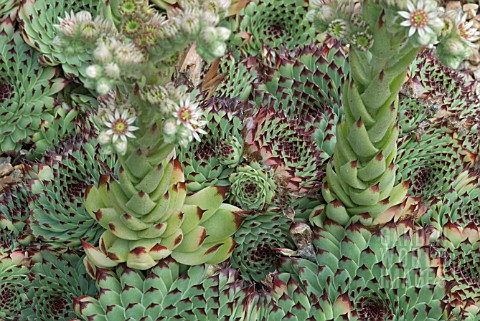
307;0;479;69
85;36;147;95
53;10;116;60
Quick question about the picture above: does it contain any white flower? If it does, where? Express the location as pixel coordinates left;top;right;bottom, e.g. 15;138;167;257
104;110;139;142
456;12;480;47
398;0;444;45
113;140;128;155
172;98;207;141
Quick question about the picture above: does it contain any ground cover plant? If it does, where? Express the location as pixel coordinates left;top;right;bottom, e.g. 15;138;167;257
0;0;479;320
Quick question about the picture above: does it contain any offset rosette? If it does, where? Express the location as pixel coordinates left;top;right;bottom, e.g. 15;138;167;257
230;209;293;282
239;272;330;320
421;169;480;231
229;162;276;211
74;258;245;320
280;218;446;320
83;122;243;269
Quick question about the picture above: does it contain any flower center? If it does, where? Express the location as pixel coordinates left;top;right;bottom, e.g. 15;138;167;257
178;107;192;123
112;119;129;135
410;10;428;28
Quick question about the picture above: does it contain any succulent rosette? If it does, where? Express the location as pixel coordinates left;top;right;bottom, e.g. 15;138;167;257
280;218;446;320
229;162;276;211
27;139;113;248
0;21;67;153
74;258;245;320
396;125;470;199
19;250;96;321
230;209;293;283
245;107;324;205
229;0;316;57
406;50;480;154
201;52;258;101
177;105;245;193
421;169;480;231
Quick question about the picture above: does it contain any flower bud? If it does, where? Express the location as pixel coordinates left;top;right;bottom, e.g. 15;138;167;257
85;65;101;79
96;79;111;96
216;27;231;41
104;62;121;79
97;131;112;145
201;26;218;43
163;118;178;136
93;42;112;62
211;41;226;57
113;140;128;155
75;11;92;23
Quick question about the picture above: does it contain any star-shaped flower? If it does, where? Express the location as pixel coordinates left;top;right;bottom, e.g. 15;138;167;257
104;110;139;142
398;0;444;46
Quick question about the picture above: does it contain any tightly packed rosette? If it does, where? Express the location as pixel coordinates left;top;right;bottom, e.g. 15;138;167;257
82;121;243;270
229;162;276;211
230;209;293;282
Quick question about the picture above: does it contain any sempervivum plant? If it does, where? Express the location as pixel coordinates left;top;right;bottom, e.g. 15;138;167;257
230;209;293;283
74;257;245;320
251;38;348;161
178;103;245;193
406;49;480;153
396;125;471;199
19;250;96;321
280;218;446;320
229;162;276;211
18;0;105;78
0;21;67;153
245;107;324;207
27;138;113;248
0;252;30;320
228;0;316;57
82;120;243;269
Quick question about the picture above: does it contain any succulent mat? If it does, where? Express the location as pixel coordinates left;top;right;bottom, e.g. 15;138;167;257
0;0;479;320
